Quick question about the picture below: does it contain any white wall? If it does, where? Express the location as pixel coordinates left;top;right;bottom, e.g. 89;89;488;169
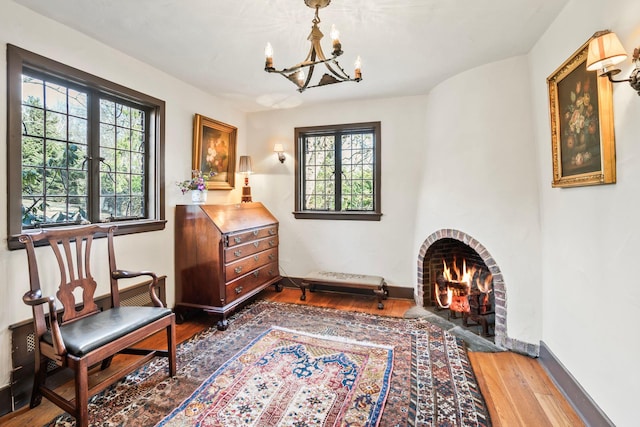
2;0;638;423
246;95;428;286
0;0;247;389
414;56;542;344
530;0;640;425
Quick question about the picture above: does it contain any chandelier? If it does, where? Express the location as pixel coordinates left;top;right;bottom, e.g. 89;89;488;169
264;0;362;92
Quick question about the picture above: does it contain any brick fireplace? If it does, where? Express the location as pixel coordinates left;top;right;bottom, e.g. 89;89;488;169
416;229;509;349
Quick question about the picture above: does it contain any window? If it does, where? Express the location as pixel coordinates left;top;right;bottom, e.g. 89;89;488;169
7;45;165;249
294;122;382;220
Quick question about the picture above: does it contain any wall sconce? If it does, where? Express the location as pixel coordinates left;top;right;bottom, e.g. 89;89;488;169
586;30;640;95
238;155;253;202
273;144;285;163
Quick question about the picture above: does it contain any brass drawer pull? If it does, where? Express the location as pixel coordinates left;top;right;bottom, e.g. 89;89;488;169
253;230;259;236
234;266;243;274
268;254;275;260
269;240;275;247
253;271;260;278
268;269;274;276
253;255;259;261
234;236;242;244
269;229;276;235
253;242;259;248
234;250;242;257
235;286;243;294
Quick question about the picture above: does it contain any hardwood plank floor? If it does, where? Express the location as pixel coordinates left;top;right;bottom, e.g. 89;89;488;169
1;287;582;426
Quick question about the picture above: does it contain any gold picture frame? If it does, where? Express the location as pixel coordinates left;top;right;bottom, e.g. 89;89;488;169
547;36;616;188
192;114;237;190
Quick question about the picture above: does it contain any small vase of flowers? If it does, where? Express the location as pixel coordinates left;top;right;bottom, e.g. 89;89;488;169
177;170;216;204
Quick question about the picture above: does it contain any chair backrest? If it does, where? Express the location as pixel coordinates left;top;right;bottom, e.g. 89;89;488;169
20;225;118;324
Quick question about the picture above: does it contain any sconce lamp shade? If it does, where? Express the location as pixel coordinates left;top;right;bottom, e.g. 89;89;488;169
238;156;253;174
273;144;286;163
586;31;628;71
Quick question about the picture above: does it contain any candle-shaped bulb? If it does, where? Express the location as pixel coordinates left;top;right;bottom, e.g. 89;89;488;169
330;25;340;41
296;69;305;85
264;42;274;69
330;24;342;56
354;56;362;80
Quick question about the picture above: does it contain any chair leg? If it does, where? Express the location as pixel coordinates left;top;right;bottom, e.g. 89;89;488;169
75;359;90;427
167;321;177;376
29;356;46;408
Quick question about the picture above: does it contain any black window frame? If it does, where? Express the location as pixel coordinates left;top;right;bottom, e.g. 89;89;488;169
294;121;382;221
6;45;166;249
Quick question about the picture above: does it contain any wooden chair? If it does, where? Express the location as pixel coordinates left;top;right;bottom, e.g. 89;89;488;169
20;225;176;427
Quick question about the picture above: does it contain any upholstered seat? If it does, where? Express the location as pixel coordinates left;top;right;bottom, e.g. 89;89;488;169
42;306;173;356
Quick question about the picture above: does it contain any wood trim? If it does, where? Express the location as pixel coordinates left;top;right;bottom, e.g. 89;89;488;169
539;341;614;426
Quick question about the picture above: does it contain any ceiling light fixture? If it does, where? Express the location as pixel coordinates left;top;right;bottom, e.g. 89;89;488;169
264;0;362;92
586;30;640;96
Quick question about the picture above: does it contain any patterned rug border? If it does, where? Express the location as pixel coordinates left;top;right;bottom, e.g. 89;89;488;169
44;299;492;427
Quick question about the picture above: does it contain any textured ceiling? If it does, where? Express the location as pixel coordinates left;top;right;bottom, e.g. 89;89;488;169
14;0;568;112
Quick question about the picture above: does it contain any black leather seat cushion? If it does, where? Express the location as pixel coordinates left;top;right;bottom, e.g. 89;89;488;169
42;306;172;356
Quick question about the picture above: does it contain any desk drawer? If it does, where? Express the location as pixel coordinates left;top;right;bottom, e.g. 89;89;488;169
224;236;278;261
225;261;279;304
226;225;278;247
225;248;278;281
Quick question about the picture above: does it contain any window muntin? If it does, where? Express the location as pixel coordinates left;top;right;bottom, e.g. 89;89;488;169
7;45;166;248
295;122;381;221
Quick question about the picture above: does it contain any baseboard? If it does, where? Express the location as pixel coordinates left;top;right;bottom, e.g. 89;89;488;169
280;276;414;300
0;384;11;417
539;341;613;427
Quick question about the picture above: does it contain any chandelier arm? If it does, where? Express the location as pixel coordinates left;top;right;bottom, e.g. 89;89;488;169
323;61;353;81
268;55;337;75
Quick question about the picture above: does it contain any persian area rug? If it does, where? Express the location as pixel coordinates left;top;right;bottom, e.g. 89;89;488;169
45;300;491;427
156;326;394;426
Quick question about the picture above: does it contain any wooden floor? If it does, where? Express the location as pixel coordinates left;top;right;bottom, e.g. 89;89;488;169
1;287;583;426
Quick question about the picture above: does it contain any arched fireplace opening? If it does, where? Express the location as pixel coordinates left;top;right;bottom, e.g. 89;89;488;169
417;229;508;348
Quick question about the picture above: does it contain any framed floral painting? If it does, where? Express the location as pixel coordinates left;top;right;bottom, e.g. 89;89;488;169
547;36;616;188
192;114;237;190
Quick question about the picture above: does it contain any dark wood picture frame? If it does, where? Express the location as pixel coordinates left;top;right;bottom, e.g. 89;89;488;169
192;114;237;190
547;36;616;188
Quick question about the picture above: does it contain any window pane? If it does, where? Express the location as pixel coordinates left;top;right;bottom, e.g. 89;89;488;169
101;123;116;148
68;116;87;143
116;174;130;195
100;99;116;124
116;149;130;173
68;89;87;118
22;137;44;167
22;76;43;107
22;167;44;195
116;127;131;150
22;106;45;137
45;82;67;114
45;111;67;139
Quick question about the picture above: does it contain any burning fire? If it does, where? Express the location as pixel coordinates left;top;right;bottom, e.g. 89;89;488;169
436;257;493;309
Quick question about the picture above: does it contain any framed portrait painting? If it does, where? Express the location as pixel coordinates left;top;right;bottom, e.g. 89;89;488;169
547;36;616;188
192;114;237;190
